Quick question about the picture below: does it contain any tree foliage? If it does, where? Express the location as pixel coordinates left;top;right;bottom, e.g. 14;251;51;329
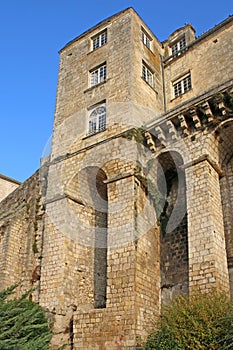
0;284;53;350
146;290;233;350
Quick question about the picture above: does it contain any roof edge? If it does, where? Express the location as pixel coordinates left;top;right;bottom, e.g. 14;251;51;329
0;173;21;185
196;14;233;42
59;7;134;53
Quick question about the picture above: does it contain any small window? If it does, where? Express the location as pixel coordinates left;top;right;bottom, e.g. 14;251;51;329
88;103;106;135
142;63;153;88
90;63;106;87
171;36;186;57
141;28;151;49
92;30;107;51
173;73;192;98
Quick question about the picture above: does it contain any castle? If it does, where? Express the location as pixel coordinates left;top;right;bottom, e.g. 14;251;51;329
0;8;233;349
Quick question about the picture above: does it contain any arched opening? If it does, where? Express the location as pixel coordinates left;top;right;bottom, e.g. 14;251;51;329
218;121;233;296
156;151;188;302
67;166;108;308
93;168;108;308
82;167;108;308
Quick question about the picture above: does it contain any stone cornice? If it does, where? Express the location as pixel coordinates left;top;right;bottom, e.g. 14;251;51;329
145;83;233;153
182;154;223;176
146;80;233;129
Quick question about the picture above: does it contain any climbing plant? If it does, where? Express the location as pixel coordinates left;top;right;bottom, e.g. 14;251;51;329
123;127;166;223
122;127;146;144
135;173;164;218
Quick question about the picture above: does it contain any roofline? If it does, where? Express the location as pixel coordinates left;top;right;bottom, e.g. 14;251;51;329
0;173;21;185
59;7;134;53
164;23;196;43
163;14;233;65
195;14;233;44
58;9;232;57
162;14;232;46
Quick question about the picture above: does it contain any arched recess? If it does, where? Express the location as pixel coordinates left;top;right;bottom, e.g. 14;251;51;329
156;151;188;303
217;120;233;296
93;168;108;308
65;166;108;309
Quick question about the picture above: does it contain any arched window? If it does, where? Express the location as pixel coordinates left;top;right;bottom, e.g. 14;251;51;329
88;103;106;135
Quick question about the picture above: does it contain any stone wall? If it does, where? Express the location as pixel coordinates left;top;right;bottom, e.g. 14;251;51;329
164;16;233;110
0;174;20;203
218;120;233;296
131;11;164;119
146;86;233;297
0;171;43;299
39;132;161;348
158;152;188;302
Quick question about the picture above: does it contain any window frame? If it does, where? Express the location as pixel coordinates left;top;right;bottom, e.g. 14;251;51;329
91;29;107;51
89;63;107;87
142;62;154;88
88;102;106;136
173;73;192;98
171;36;186;57
141;27;152;50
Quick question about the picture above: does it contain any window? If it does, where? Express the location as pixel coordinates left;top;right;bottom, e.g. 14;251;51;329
90;63;106;87
142;63;153;87
173;73;192;98
88;103;106;135
141;28;151;49
171;36;186;57
92;30;107;50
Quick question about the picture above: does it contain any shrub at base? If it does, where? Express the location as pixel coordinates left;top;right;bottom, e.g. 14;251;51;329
146;290;233;350
0;284;53;350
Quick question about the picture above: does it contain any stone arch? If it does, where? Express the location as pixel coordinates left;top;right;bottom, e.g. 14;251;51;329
156;150;188;302
216;120;233;296
215;119;233;167
65;166;108;308
92;167;108;309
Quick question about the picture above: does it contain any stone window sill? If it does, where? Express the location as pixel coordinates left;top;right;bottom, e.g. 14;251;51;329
141;77;158;94
84;80;107;93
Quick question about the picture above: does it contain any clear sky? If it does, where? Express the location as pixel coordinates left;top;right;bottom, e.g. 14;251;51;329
0;0;232;182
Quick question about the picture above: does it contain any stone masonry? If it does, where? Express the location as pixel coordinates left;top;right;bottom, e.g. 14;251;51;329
0;7;233;349
0;174;20;202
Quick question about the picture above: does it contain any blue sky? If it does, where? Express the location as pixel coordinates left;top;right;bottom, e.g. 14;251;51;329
0;0;232;182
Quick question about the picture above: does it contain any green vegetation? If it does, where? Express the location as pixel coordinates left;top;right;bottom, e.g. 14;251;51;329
122;127;146;144
124;128;166;221
0;284;52;350
136;174;164;218
146;290;233;350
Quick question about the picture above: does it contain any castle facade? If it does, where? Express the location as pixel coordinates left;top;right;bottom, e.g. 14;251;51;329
0;8;233;349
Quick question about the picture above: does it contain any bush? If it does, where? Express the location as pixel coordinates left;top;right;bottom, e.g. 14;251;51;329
146;290;233;350
146;328;181;349
0;284;53;350
219;309;233;350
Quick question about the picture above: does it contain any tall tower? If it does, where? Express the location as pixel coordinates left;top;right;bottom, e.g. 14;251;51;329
39;8;164;349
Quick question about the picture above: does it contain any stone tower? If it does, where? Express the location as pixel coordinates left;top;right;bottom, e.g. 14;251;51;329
0;7;233;350
39;8;164;348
